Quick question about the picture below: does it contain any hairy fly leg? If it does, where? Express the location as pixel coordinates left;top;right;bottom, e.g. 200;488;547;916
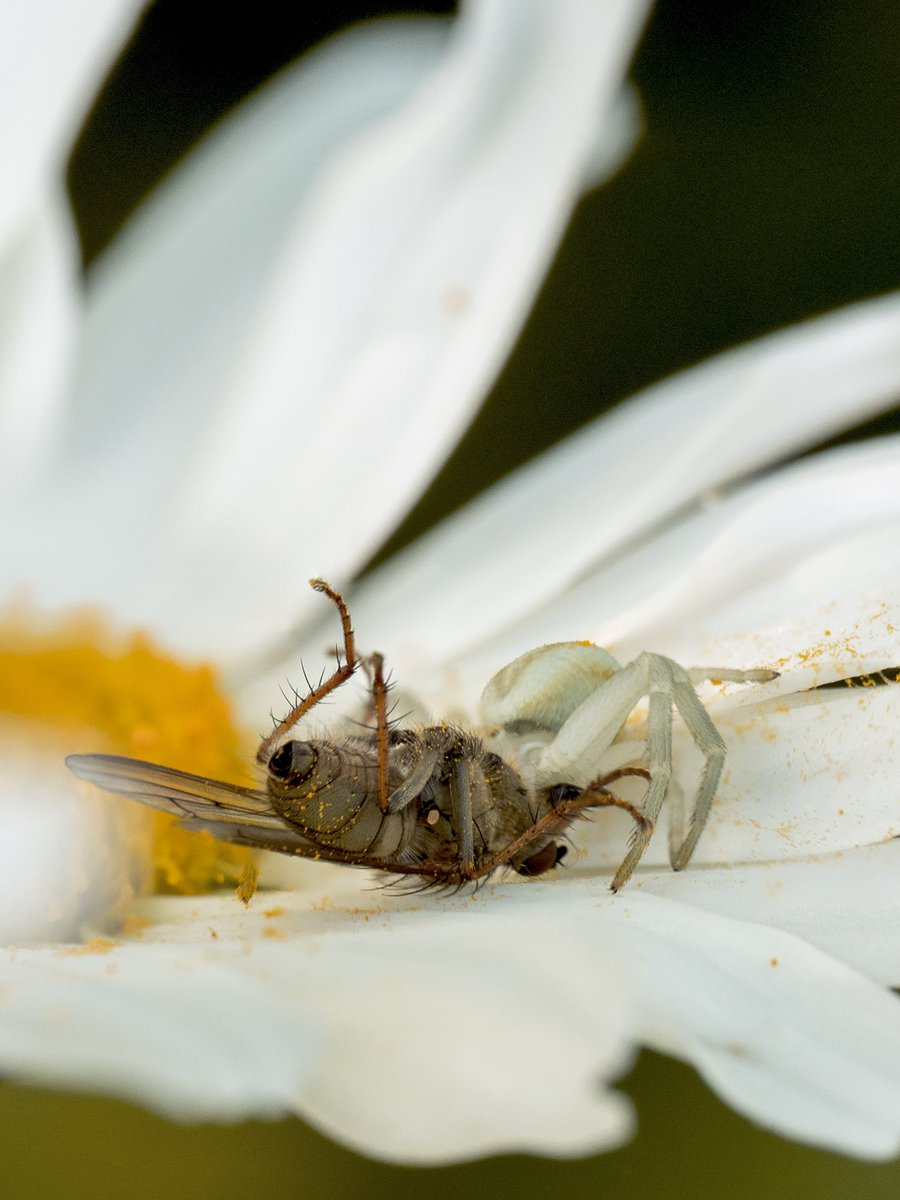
257;578;359;764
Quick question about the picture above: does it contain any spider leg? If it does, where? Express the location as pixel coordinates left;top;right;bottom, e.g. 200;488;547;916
535;656;655;786
665;772;687;865
687;666;779;685
670;661;775;867
609;658;674;890
668;671;726;870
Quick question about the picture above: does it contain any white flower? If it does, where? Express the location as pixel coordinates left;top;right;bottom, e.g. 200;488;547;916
2;0;900;1169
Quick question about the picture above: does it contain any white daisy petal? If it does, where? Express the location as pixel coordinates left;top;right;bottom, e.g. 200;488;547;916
600;445;900;670
581;82;642;189
0;889;635;1163
355;433;899;716
332;292;900;679
708;683;898;858
183;0;651;566
0;192;80;479
0;0;145;480
638;841;900;987
14;0;648;659
609;891;900;1160
504;883;900;1159
470;435;900;676
0;725;150;944
0;0;145;246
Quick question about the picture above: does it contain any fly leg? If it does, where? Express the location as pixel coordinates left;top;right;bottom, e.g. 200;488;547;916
257;579;359;763
366;651;391;813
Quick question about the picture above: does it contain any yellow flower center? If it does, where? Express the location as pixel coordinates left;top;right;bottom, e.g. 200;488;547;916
0;606;256;894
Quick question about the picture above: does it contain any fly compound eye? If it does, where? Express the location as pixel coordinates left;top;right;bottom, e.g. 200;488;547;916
267;740;317;783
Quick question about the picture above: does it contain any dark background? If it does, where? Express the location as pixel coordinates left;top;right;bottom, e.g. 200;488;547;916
6;2;898;1196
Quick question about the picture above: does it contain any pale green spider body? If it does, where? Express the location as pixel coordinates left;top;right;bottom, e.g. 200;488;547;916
481;642;777;888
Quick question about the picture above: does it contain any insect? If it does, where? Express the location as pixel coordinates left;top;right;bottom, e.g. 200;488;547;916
66;579;777;891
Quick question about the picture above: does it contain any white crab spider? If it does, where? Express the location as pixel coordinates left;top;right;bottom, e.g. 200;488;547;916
481;642;777;889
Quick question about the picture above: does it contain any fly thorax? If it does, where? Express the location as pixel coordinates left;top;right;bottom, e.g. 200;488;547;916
469;744;538;861
265;738;399;853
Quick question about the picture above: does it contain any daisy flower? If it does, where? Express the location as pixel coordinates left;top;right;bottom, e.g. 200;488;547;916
1;0;899;1169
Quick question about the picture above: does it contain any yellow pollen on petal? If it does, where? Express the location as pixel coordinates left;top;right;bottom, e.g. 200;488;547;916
0;606;256;895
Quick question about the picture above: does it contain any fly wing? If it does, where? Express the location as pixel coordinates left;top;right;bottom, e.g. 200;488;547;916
66;753;371;862
65;752;319;853
66;753;273;821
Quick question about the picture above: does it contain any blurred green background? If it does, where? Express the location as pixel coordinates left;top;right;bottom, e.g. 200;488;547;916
5;1;899;1196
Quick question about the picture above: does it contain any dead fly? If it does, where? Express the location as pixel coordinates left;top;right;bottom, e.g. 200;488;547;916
67;580;777;891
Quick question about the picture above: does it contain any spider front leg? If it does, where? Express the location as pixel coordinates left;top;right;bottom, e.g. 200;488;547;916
607;654;732;889
538;651;734;889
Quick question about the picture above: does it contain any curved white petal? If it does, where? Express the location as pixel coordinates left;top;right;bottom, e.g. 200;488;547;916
11;1;649;658
639;841;900;987
346;435;900;716
183;0;650;570
0;0;145;245
0;723;150;943
0;0;143;486
0;888;635;1162
0;193;80;480
582;82;642;189
500;881;900;1158
326;292;900;682
5;879;897;1161
604;891;900;1159
436;435;900;681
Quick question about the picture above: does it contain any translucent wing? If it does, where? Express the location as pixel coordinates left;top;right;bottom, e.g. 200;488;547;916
65;753;322;856
66;753;274;821
66;753;427;870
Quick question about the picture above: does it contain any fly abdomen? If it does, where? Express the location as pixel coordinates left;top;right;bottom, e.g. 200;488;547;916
265;738;409;857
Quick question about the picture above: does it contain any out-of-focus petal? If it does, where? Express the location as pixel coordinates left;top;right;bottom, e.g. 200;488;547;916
0;193;80;479
0;723;150;943
182;0;650;567
327;293;900;684
0;1;145;481
0;0;145;244
335;432;899;713
504;882;900;1159
11;1;648;658
638;841;900;987
0;888;635;1162
582;82;642;189
609;891;900;1160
